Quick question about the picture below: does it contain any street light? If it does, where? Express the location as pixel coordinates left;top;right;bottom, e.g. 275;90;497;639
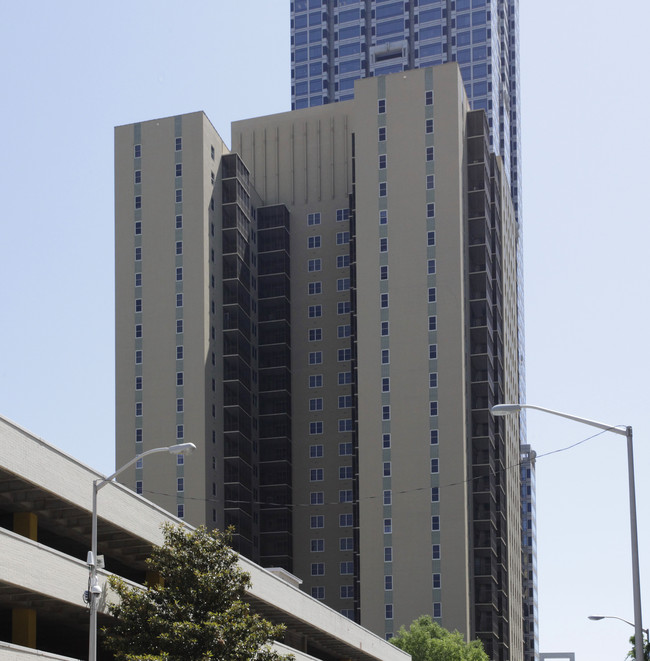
588;614;649;641
491;403;644;661
87;442;196;661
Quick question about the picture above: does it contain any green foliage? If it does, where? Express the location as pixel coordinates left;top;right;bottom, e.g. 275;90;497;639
627;635;650;661
390;615;489;661
104;524;292;661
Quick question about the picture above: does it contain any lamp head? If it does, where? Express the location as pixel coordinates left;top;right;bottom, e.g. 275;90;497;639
491;403;522;416
168;442;197;455
588;616;605;621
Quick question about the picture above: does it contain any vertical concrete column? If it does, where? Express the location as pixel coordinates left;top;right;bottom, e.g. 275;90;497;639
12;608;37;648
14;512;37;540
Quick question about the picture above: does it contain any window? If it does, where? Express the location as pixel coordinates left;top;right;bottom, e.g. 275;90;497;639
176;293;183;308
429;344;438;359
134;170;141;184
432;487;440;503
310;468;324;482
385;604;393;620
175;214;183;229
382;377;390;392
309;445;324;459
427;259;436;274
135;402;143;417
135;349;143;364
431;458;439;474
428;316;437;332
381;321;389;336
339;490;353;503
337;277;350;291
176;241;183;255
338;348;351;362
336;231;350;245
311;586;325;600
136;481;143;495
309;351;323;365
338;371;352;384
378;98;386;113
429;372;438;388
310;492;324;505
427;202;435;218
310;421;323;435
135;376;142;390
135;298;142;313
308;305;322;318
175;189;182;203
433;603;442;618
134;195;142;210
177;477;184;492
384;518;392;533
426;146;434;162
379;210;388;225
380;293;389;308
311;539;324;552
176;372;184;386
379;182;387;197
134;220;142;235
432;515;440;531
378;127;386;141
383;461;391;476
427;175;435;190
340;537;354;551
383;490;392;505
176;398;184;412
175;266;183;282
340;561;354;574
382;433;391;448
309;374;323;388
428;287;436;302
380;265;388;280
310;515;324;529
134;144;141;158
175;137;182;151
175;163;182;177
311;563;325;576
336;208;350;222
339;466;353;479
430;429;439;445
309;397;323;411
430;401;438;416
337;301;351;314
384;547;393;562
381;349;390;364
339;442;353;456
379;154;387;169
308;259;322;272
338;419;353;433
176;319;183;334
337;324;351;338
309;328;322;341
210;145;215;160
339;513;353;527
308;212;321;226
177;504;184;518
340;585;354;599
338;395;352;408
176;345;184;360
426;118;434;134
308;281;322;295
380;238;388;252
385;575;393;590
135;429;142;443
308;235;321;248
426;90;433;105
337;255;350;268
176;424;184;439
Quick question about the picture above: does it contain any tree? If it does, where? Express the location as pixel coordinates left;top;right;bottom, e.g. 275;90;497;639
104;524;292;661
390;615;489;661
627;635;650;661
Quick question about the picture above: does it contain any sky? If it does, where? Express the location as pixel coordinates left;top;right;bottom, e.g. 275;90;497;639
1;1;649;659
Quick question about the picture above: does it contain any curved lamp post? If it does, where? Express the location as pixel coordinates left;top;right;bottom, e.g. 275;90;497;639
88;442;196;661
588;614;649;641
492;403;643;661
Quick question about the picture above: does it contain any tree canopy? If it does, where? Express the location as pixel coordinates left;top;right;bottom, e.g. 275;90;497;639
104;524;292;661
390;615;489;661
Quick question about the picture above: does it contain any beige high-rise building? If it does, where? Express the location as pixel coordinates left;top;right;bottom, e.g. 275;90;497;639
115;63;523;660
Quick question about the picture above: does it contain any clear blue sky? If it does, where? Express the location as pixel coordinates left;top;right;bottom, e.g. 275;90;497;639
1;2;648;659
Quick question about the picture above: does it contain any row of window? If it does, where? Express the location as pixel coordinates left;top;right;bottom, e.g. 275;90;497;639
308;372;352;388
308;325;351;342
307;209;350;226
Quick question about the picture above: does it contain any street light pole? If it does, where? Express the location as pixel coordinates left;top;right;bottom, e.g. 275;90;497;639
87;442;196;661
492;403;644;661
588;615;649;643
